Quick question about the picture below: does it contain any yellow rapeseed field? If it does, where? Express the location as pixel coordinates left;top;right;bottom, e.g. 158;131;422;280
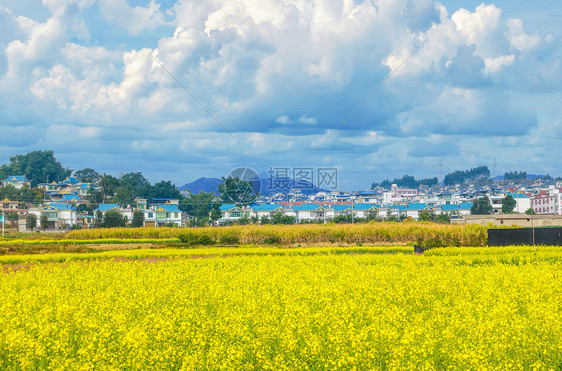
1;247;561;370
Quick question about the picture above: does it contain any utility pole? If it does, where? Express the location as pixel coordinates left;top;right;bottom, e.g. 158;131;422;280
351;202;355;224
2;211;4;237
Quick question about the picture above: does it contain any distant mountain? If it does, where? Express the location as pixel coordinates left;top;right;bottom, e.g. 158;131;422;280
179;177;222;195
179;176;329;196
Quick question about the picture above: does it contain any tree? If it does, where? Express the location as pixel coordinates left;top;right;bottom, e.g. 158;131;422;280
0;150;70;187
418;211;433;222
501;195;517;213
180;191;217;225
503;171;527;181
77;203;96;216
471;196;493;215
132;210;145;228
26;214;37;231
435;214;451;224
444;166;490;186
149;180;181;200
218;177;257;205
99;174;119;203
103;210;126;228
525;208;536;215
209;203;222;225
94;211;104;228
6;212;19;228
56;219;68;231
40;215;49;231
74;168;101;183
0;185;20;201
86;188;103;204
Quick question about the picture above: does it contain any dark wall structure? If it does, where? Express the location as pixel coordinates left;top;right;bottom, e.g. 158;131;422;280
488;228;562;246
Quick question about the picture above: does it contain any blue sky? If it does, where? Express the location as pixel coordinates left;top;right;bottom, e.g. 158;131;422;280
1;0;561;190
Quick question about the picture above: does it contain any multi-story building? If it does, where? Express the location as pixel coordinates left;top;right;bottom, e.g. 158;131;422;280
531;188;561;215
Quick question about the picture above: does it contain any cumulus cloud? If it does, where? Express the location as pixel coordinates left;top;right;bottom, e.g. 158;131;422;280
0;0;561;187
98;0;166;35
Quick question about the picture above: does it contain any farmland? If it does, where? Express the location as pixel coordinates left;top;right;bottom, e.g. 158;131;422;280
1;243;562;369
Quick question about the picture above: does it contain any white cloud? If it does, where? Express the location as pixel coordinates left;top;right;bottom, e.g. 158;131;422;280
484;54;515;73
99;0;166;35
505;18;542;54
0;0;561;188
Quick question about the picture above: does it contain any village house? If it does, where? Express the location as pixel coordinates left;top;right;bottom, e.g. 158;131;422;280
1;175;31;189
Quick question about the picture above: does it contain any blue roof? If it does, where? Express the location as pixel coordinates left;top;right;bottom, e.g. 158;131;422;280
440;204;459;211
44;203;76;211
353;204;376;211
506;192;529;199
389;204;406;211
257;204;284;211
60;195;83;202
156;205;181;213
95;204;121;212
80;184;93;190
331;205;352;212
459;202;473;210
2;175;29;182
220;204;238;212
406;203;432;211
297;203;323;211
63;177;79;184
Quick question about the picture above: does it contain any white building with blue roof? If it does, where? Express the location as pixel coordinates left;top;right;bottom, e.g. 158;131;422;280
1;175;31;189
27;202;78;230
144;203;182;227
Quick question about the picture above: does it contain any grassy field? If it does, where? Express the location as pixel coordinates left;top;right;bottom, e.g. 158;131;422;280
62;223;491;246
1;245;562;369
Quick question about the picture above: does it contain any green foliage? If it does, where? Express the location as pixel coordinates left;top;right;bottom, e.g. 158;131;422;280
99;175;119;203
436;214;451;224
0;150;70;187
418;211;433;222
77;204;96;216
525;208;536;215
85;188;103;204
372;175;438;189
149;181;181;200
132;210;145;228
26;214;37;231
219;233;240;245
102;211;126;228
218;177;257;205
40;215;49;231
178;232;215;246
503;171;527;181
180;191;216;225
74;168;100;183
270;213;296;225
94;211;104;228
471;196;493;215
0;184;43;203
501;195;517;214
443;166;490;186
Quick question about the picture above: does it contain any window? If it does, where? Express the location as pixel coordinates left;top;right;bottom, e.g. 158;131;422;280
174;213;178;218
148;213;153;218
231;212;242;218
